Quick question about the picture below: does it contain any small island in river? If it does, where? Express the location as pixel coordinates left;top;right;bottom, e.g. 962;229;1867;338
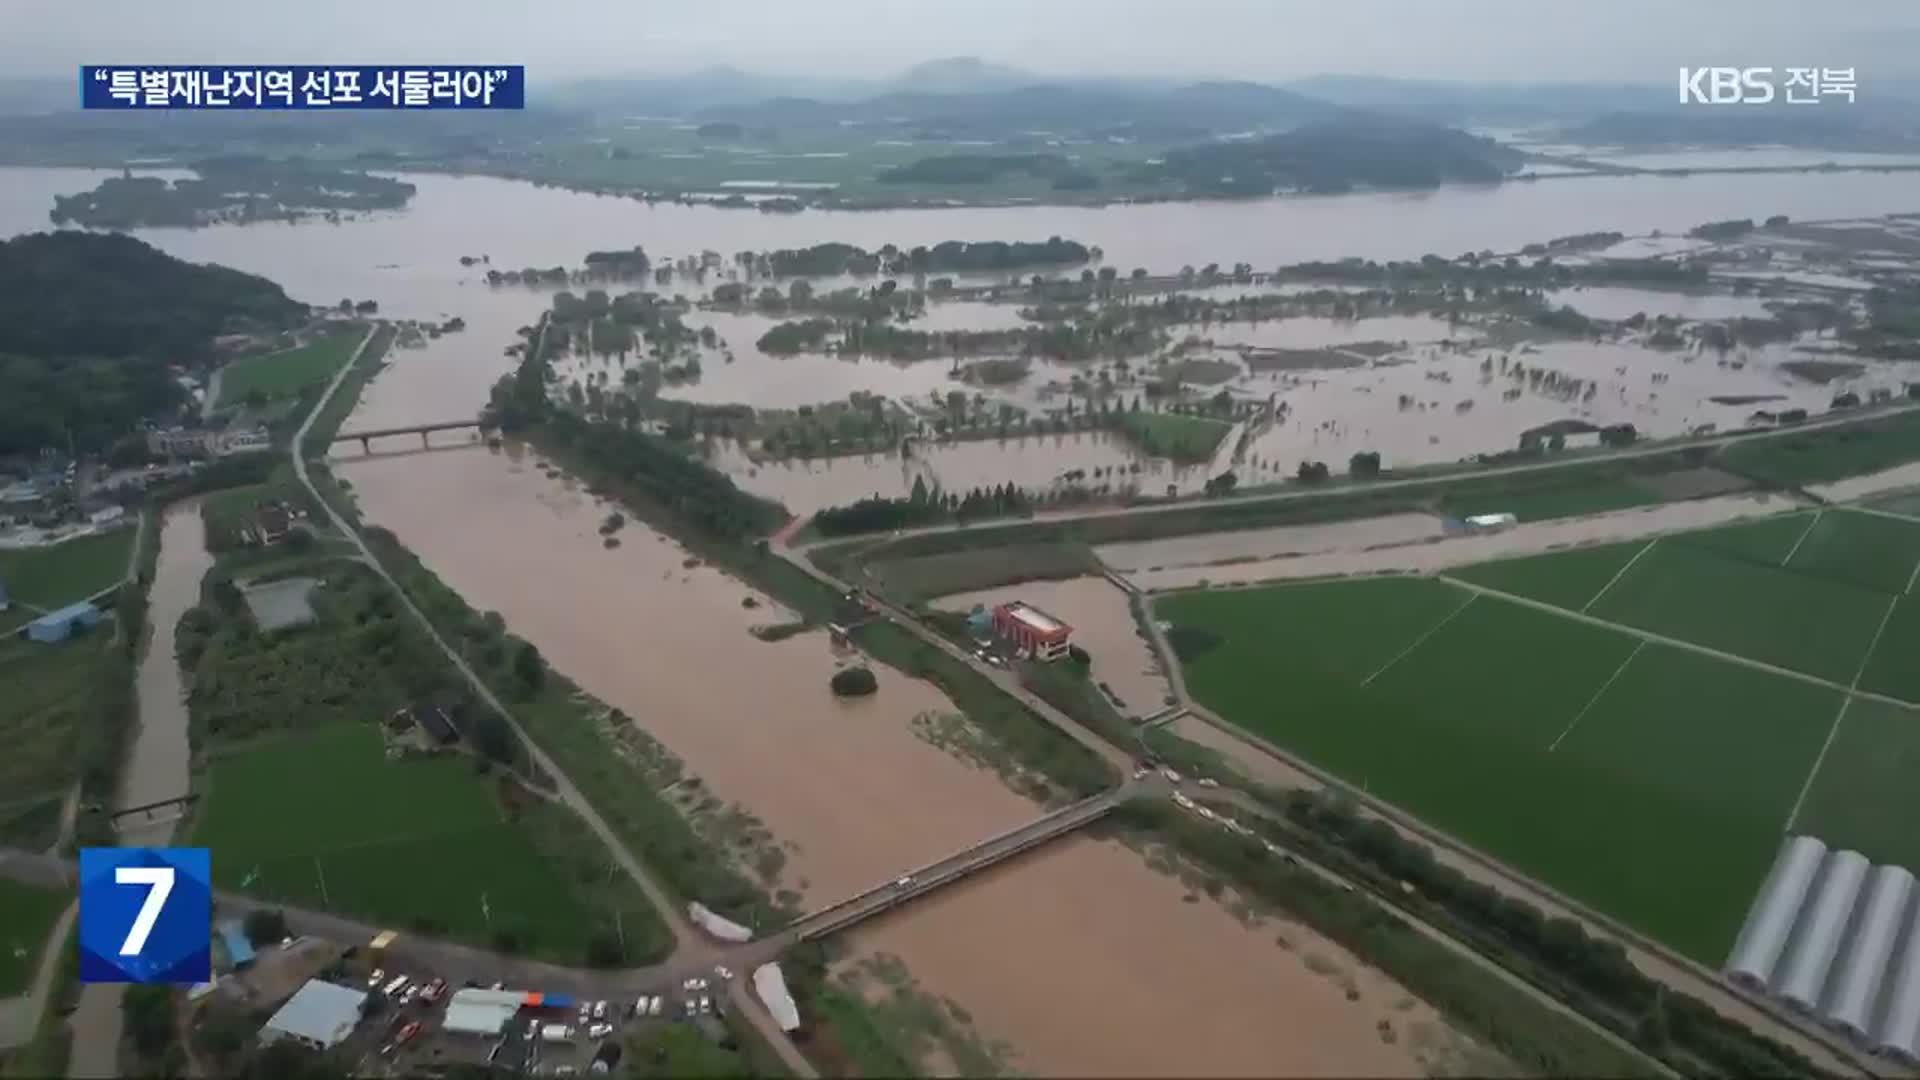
49;156;417;229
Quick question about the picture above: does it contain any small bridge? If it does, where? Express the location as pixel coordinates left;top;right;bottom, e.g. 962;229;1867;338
789;789;1123;943
331;419;492;453
106;793;200;831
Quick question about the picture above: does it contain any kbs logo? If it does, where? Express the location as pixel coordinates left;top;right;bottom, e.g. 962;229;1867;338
1679;67;1857;105
79;848;211;984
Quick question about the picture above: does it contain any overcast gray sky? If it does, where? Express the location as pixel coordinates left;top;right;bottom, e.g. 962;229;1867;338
7;0;1919;85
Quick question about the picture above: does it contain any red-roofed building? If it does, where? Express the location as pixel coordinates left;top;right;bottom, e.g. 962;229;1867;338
991;602;1072;662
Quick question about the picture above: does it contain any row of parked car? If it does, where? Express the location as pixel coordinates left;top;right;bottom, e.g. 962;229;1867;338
365;968;448;1006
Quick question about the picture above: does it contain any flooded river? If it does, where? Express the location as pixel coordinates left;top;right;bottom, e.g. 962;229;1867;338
8;161;1913;1071
70;500;211;1080
338;445;1482;1073
116;501;212;847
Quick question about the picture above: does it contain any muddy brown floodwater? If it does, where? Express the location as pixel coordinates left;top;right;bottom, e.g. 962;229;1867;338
339;445;1483;1074
842;833;1492;1077
339;444;1035;903
931;577;1174;717
701;431;1209;515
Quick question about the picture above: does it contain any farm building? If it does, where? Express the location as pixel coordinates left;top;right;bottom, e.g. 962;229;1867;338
410;705;458;745
441;988;524;1037
1724;837;1920;1059
261;980;367;1051
215;920;256;972
27;602;102;644
255;506;293;545
1726;835;1827;990
1777;849;1869;1012
991;601;1073;662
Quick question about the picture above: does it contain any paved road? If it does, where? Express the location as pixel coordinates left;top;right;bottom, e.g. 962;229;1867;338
809;401;1920;553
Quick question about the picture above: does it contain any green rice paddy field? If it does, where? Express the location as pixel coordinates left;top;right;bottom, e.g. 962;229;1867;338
1159;507;1920;963
189;723;654;961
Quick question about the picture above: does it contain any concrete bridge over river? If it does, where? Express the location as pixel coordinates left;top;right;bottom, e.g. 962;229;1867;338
331;418;492;453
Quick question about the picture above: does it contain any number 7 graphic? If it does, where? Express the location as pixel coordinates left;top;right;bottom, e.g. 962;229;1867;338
115;866;175;956
80;847;210;984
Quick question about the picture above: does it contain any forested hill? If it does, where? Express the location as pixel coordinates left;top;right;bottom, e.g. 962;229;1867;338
0;231;306;456
1136;121;1526;196
0;231;304;360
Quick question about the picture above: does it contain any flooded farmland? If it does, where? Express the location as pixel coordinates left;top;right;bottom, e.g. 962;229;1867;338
703;431;1210;514
9;157;1918;1071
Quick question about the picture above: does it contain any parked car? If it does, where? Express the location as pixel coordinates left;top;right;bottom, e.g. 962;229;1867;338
647;996;663;1017
1197;778;1220;789
395;1021;422;1046
591;999;608;1020
697;995;711;1015
367;968;386;988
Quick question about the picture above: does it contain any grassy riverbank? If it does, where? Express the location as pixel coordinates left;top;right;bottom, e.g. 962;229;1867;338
176;533;675;965
217;328;364;409
350;523;789;932
298;323;394;458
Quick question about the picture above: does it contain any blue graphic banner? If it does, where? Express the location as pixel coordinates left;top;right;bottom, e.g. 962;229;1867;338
79;847;212;984
81;65;525;109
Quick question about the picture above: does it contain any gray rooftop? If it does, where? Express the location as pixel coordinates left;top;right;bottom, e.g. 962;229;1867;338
263;979;366;1049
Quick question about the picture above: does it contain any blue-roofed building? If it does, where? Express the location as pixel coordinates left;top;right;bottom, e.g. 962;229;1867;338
27;602;101;644
215;920;256;971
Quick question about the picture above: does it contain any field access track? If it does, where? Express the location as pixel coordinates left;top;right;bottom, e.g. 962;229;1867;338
1159;508;1920;964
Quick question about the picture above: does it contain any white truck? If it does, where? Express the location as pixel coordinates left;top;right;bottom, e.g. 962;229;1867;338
540;1024;573;1044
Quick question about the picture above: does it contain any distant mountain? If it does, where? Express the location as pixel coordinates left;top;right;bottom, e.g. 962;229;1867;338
539;68;877;112
697;81;1346;140
889;57;1038;94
